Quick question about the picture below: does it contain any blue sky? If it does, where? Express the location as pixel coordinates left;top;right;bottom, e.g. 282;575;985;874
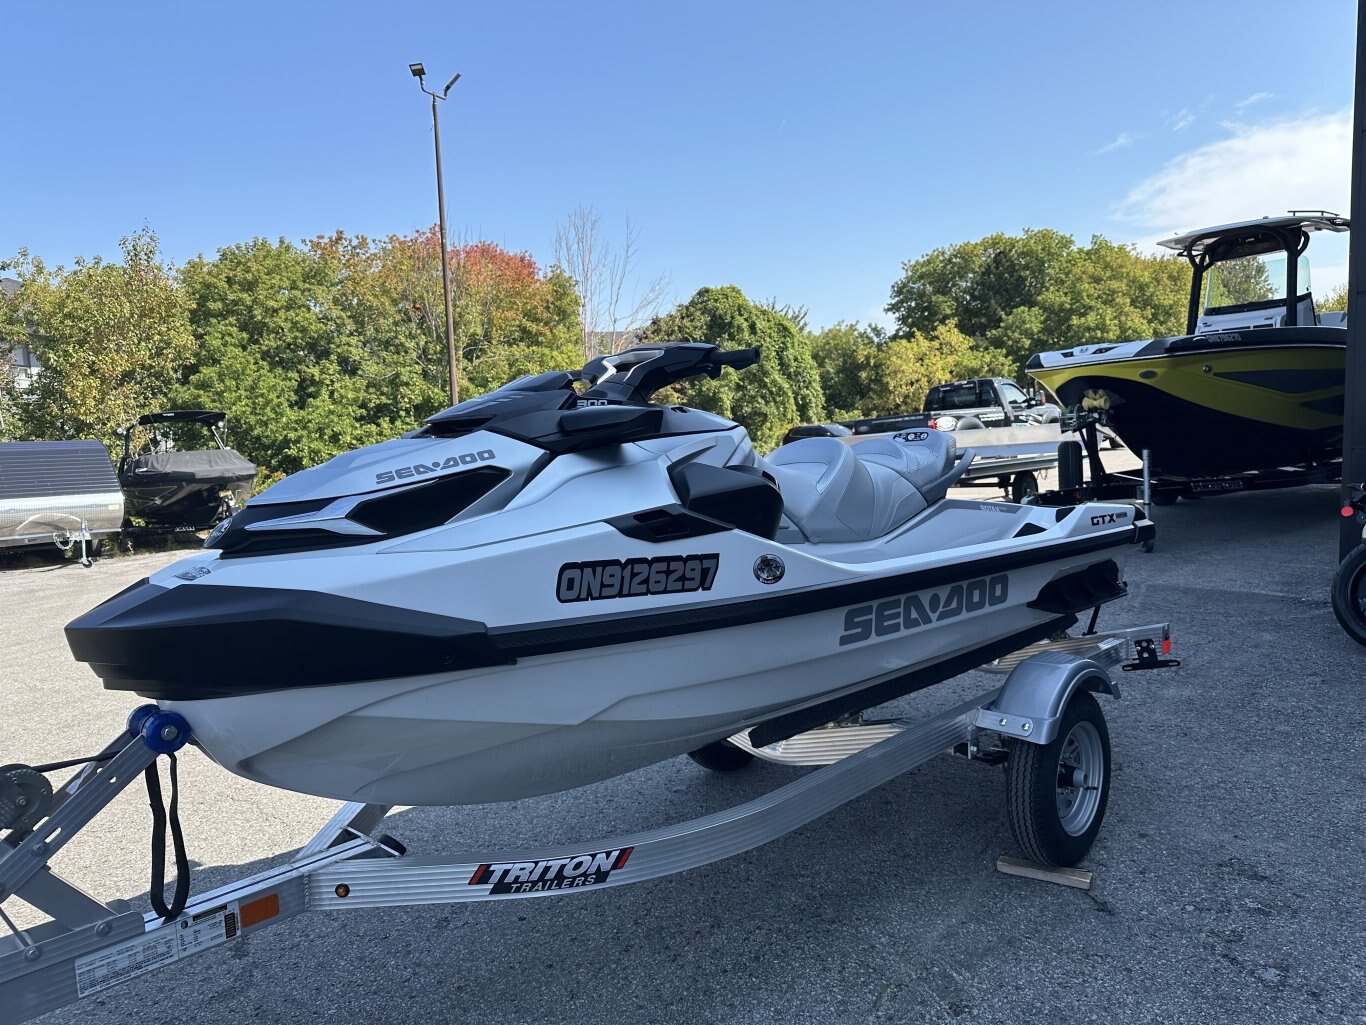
1;0;1356;330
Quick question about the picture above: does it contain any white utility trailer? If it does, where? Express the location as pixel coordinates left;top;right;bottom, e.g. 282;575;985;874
0;626;1176;1025
0;441;123;566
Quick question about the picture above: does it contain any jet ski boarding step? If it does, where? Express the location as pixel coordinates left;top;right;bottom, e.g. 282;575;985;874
0;628;1175;1025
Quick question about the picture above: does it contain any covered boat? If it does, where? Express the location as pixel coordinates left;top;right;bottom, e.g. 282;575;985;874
118;410;257;530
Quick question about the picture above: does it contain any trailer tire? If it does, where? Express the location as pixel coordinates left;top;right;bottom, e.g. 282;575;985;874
687;739;754;772
1004;690;1111;866
1331;544;1366;649
1010;471;1039;504
1150;491;1179;506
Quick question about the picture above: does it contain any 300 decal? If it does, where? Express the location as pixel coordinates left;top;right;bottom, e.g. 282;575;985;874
839;574;1008;646
557;554;720;603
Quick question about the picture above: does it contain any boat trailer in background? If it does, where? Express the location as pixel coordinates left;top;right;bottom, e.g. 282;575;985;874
1025;408;1341;554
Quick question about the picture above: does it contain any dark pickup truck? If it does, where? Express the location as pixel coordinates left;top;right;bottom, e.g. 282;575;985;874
843;378;1059;435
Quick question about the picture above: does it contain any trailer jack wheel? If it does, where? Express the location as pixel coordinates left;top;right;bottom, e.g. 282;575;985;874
1331;544;1366;650
687;739;755;772
1004;690;1111;866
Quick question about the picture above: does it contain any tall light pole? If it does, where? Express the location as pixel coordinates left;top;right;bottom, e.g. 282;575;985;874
409;62;462;406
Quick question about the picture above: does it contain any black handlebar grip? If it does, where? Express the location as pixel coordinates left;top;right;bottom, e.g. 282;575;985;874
715;347;761;370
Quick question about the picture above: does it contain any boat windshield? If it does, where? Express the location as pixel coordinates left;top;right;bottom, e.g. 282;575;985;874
1204;253;1311;312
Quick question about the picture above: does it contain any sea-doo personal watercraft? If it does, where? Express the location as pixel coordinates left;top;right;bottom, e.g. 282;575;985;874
118;410;257;530
67;344;1152;806
1027;211;1348;480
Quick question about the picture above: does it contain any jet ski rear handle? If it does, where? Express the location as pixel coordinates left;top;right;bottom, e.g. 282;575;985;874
0;625;1175;1024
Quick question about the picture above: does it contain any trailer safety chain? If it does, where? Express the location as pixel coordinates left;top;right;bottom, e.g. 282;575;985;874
144;753;190;921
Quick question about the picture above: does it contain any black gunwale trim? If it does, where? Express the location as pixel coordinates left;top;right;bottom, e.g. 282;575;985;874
490;524;1141;659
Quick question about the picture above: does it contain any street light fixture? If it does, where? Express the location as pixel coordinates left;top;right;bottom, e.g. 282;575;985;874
410;62;463;405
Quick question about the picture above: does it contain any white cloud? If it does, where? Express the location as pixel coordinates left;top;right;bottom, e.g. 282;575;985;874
1235;91;1275;110
1167;109;1195;131
1112;109;1350;246
1093;131;1141;156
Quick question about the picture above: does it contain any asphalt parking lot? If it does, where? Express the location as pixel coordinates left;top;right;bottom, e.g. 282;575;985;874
2;481;1364;1025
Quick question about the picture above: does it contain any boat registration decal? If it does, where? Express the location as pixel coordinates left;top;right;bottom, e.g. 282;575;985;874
557;554;719;603
468;848;633;894
839;574;1009;646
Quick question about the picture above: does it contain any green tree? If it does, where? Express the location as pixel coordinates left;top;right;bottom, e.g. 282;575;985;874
887;229;1075;340
888;230;1188;377
986;237;1188;370
639;286;824;451
861;321;1011;417
1319;282;1348;312
0;228;194;448
809;321;883;419
176;232;584;480
176;237;380;480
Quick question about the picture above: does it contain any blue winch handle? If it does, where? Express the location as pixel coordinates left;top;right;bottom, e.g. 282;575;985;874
128;705;192;754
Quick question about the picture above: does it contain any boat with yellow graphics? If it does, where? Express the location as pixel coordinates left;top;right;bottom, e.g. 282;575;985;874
1027;212;1347;479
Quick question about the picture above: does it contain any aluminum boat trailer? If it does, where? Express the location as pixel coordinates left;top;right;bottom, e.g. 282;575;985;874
0;625;1176;1025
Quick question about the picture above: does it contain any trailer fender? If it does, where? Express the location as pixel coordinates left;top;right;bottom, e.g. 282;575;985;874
974;651;1116;745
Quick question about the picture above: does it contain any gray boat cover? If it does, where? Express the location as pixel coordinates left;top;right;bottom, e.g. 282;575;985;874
124;449;257;484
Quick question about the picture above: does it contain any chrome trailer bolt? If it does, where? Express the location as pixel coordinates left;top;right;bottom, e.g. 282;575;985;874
23;946;40;961
159;725;179;742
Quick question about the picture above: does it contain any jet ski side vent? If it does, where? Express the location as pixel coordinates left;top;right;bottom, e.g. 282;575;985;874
209;468;510;558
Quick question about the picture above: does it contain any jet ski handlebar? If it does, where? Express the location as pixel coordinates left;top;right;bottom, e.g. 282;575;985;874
579;343;762;404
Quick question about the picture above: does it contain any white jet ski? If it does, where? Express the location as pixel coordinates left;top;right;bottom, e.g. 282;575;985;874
66;343;1152;805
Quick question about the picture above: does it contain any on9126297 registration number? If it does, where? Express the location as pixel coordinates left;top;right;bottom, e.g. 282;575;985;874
556;554;720;603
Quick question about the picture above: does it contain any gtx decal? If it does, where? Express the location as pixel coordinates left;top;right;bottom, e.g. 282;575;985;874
557;554;719;603
839;574;1009;646
375;449;495;484
468;848;633;894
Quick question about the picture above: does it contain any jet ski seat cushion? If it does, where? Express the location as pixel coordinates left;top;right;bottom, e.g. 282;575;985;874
765;437;931;543
850;433;969;505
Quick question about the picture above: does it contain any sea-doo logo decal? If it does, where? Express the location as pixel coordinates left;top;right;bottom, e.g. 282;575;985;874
174;565;212;582
375;449;495;484
557;554;720;602
839;574;1009;647
468;848;633;894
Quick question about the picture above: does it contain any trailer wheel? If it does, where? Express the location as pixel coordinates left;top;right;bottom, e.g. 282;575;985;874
1331;544;1366;649
1010;471;1039;504
1150;491;1179;506
1004;690;1111;866
687;739;754;772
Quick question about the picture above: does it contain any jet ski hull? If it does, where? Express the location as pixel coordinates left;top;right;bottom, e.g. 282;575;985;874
69;509;1142;805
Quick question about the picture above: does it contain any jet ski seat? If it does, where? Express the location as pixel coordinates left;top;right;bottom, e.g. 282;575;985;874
763;432;970;543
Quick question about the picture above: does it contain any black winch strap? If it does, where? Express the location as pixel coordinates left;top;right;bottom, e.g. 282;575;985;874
145;754;190;921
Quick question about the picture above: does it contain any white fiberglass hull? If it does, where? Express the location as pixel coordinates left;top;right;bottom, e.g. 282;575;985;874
160;534;1117;805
